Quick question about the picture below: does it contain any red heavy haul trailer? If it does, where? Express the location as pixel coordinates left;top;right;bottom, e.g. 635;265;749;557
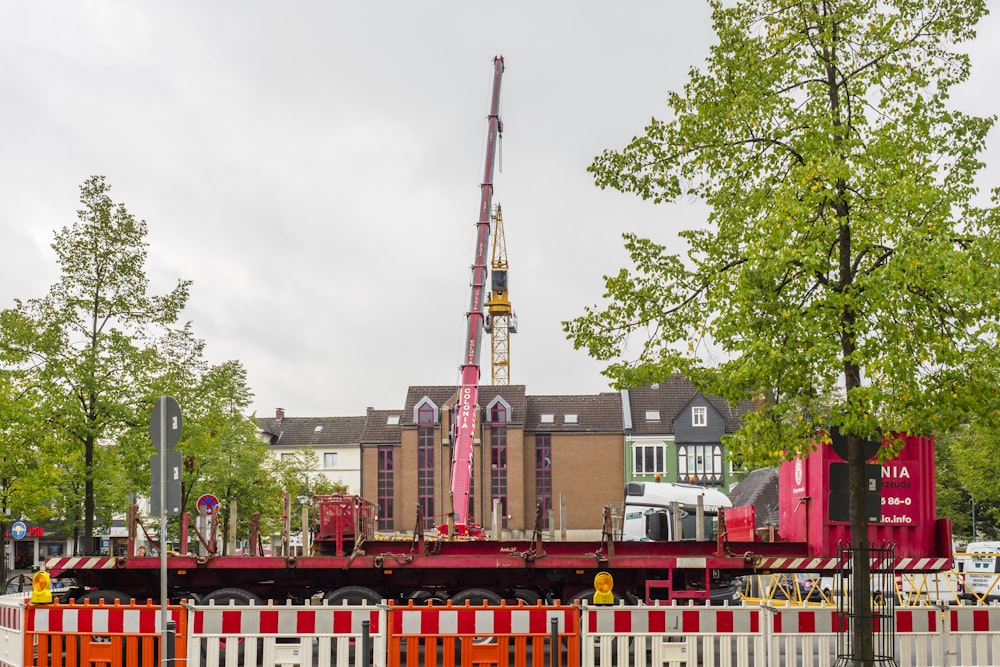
44;434;952;606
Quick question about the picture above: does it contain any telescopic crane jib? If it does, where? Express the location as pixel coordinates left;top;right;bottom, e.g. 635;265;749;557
445;55;504;538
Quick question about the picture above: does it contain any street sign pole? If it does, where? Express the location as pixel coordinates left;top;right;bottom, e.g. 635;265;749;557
150;396;182;667
158;396;169;667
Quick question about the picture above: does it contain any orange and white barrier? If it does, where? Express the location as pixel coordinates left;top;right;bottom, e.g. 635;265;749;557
22;599;186;667
14;594;1000;666
386;599;579;667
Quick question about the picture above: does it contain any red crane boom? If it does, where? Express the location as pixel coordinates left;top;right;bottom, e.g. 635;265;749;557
448;55;504;537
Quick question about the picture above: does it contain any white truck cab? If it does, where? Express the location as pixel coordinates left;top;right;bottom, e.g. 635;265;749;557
621;481;733;542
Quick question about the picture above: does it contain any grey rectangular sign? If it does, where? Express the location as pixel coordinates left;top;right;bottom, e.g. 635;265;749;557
151;451;183;515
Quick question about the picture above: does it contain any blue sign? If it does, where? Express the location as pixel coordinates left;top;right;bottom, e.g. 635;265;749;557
10;521;27;540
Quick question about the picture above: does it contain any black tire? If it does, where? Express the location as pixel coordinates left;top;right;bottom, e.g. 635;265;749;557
78;589;131;604
323;585;382;606
511;588;543;606
408;590;447;605
450;588;503;606
203;587;263;605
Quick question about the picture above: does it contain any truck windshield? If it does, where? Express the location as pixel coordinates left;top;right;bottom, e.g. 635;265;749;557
645;509;719;541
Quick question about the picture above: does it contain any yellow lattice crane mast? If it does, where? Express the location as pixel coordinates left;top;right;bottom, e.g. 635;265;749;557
485;205;517;385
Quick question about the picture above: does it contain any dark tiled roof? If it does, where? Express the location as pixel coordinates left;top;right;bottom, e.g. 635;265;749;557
257;415;367;448
627;374;748;434
401;385;527;426
361;408;403;443
525;393;623;432
728;467;780;526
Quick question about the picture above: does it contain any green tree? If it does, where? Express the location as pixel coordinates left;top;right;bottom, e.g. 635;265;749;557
939;422;1000;540
565;2;999;661
2;176;190;552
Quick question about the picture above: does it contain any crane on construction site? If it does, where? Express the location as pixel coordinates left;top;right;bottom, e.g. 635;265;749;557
485;205;517;385
444;55;504;538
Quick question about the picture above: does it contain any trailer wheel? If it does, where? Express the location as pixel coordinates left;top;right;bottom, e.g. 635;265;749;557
78;589;131;604
511;588;543;606
324;585;382;606
408;590;447;605
451;588;503;606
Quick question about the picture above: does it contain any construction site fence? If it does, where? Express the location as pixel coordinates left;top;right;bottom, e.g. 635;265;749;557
6;594;1000;667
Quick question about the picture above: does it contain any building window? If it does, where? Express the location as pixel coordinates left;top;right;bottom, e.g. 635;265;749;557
646;410;660;421
535;434;552;530
377;446;394;531
564;414;577;424
678;444;724;485
692;406;707;427
418;426;435;531
633;443;665;475
490;401;507;424
541;414;554;423
323;452;337;468
491;425;508;529
418;403;436;426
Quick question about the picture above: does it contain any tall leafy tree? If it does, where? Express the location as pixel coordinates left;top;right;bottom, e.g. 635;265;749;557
565;1;999;661
2;176;190;552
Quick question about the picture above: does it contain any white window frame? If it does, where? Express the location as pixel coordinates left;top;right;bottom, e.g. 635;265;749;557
692;406;707;427
323;452;338;468
633;442;666;475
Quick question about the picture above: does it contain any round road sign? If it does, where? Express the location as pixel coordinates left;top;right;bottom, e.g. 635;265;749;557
11;521;27;540
197;494;220;515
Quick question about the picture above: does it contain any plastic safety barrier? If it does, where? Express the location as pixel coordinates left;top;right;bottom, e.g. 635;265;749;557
23;599;186;667
188;599;387;667
580;601;764;666
386;599;579;667
0;593;26;667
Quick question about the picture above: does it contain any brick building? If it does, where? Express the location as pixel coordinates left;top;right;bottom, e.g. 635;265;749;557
258;376;744;539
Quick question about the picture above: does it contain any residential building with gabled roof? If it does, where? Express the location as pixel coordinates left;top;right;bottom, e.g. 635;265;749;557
257;408;367;492
623;375;748;489
259;376;747;540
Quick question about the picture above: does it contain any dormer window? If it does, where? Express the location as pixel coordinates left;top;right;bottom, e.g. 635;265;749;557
692;406;707;427
415;398;438;426
488;396;511;425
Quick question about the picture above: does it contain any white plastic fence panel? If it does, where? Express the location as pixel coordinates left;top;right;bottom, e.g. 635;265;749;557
0;593;25;667
187;599;387;667
580;601;765;667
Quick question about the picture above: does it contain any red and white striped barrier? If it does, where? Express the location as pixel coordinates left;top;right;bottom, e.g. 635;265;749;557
26;605;179;634
386;601;580;667
394;604;572;636
0;594;25;667
189;600;387;667
580;602;764;667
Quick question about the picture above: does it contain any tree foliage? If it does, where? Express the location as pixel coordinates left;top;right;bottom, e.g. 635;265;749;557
569;0;999;460
0;176;302;555
566;3;999;660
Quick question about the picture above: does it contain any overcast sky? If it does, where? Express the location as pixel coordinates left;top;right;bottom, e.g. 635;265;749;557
2;4;998;419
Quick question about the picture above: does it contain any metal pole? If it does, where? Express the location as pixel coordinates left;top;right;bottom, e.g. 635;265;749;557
550;617;558;667
361;619;371;667
159;397;170;667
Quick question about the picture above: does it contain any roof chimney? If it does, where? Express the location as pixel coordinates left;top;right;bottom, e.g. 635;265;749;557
276;407;285;421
